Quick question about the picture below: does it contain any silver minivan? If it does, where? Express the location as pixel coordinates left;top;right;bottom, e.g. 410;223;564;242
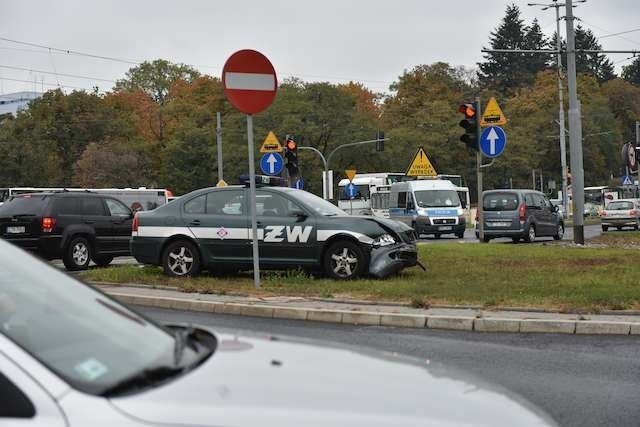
476;190;564;243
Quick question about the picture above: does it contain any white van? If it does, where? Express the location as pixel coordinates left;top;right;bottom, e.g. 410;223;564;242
389;180;465;238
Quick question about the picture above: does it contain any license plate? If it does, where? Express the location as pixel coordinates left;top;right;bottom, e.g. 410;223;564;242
438;226;452;231
6;226;25;234
488;222;510;227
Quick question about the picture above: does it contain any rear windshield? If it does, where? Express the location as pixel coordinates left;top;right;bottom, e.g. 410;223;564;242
0;195;49;216
484;192;519;211
607;201;633;210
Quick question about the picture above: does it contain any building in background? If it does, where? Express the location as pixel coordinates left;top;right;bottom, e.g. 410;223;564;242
0;91;42;117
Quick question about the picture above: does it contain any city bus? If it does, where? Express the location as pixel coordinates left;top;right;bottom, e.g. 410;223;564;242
337;173;405;214
0;187;172;211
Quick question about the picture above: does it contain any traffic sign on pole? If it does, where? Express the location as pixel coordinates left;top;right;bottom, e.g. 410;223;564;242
480;126;507;158
260;131;283;153
405;147;437;177
622;175;633;186
222;49;277;115
480;97;507;127
345;183;358;199
260;152;283;176
345;169;357;182
294;177;304;190
222;49;278;289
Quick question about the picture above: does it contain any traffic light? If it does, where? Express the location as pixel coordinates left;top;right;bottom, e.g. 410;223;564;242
458;102;479;150
284;135;299;180
376;130;385;152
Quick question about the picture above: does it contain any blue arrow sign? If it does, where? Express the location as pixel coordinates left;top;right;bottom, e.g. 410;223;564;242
294;177;304;190
345;182;358;199
480;126;507;158
260;152;283;176
622;175;634;186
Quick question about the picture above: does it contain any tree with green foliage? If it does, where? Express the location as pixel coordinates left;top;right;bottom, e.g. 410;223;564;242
478;4;548;93
622;56;640;86
573;25;615;82
114;59;200;105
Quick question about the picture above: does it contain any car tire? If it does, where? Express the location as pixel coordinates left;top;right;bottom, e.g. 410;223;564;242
63;236;92;271
602;225;608;232
524;225;536;243
635;220;639;231
512;237;520;244
162;240;201;277
455;232;465;239
323;240;366;280
617;226;622;231
482;236;490;243
433;234;441;239
92;255;114;267
553;224;564;241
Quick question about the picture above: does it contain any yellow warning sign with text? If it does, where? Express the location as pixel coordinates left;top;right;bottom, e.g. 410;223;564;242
480;97;507;126
406;147;437;177
260;131;283;153
345;169;357;182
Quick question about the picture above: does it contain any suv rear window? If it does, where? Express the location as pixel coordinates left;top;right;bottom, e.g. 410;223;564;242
607;201;634;210
484;192;519;211
0;195;48;216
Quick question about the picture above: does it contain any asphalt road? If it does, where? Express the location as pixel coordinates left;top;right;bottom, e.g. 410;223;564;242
138;306;640;427
419;223;601;244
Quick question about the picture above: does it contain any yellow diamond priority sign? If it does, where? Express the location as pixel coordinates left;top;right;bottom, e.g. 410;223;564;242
480;97;507;126
260;131;283;153
406;147;437;177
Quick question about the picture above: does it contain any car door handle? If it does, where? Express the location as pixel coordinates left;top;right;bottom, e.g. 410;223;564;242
189;220;201;226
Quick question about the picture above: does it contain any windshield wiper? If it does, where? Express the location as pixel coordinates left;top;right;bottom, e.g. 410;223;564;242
101;365;185;397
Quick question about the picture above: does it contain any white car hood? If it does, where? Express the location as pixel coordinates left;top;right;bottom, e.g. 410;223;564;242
110;332;554;427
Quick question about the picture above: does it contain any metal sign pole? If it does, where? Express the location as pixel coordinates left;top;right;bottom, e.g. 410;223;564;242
636;121;640;189
246;114;260;288
476;97;484;242
216;112;223;182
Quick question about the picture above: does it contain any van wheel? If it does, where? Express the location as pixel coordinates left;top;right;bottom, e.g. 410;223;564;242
163;240;201;277
553;224;564;241
323;240;366;280
455;231;465;239
63;237;92;271
524;225;536;243
92;255;114;267
602;225;608;232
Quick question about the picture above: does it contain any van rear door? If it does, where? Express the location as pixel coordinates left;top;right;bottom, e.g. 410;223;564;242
482;192;521;230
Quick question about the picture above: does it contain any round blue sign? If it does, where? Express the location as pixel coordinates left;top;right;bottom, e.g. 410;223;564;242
480;126;507;158
260;152;284;176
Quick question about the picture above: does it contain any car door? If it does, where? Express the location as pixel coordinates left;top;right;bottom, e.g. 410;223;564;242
104;197;133;254
0;353;66;427
80;196;112;253
182;190;249;264
255;189;317;265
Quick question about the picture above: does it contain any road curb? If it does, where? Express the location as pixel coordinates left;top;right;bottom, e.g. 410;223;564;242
106;292;638;335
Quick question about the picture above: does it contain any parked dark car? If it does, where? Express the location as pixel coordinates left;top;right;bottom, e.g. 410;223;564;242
0;191;133;270
476;190;564;243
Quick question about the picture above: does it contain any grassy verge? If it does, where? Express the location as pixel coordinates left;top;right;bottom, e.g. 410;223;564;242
80;239;640;312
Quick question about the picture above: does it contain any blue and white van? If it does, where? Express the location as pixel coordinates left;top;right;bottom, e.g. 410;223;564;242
389;180;466;238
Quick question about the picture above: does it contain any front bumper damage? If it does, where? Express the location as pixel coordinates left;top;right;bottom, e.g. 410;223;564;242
368;243;421;279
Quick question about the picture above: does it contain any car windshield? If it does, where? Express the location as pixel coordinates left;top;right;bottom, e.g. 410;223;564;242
0;241;201;395
290;190;346;216
607;201;634;210
414;190;460;208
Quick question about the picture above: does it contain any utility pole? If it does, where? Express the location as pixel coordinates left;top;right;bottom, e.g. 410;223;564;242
566;0;585;244
636;121;640;188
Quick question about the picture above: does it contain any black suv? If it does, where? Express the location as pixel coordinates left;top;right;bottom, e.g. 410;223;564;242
0;191;133;270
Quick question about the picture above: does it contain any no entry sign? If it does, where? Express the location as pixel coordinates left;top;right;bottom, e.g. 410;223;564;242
222;49;277;115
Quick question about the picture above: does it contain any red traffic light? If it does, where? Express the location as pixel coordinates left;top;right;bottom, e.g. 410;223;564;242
286;139;297;151
458;103;476;118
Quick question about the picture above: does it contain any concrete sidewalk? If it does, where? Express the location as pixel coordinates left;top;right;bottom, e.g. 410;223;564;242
95;283;640;335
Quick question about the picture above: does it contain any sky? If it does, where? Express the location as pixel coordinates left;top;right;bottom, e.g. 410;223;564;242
1;0;639;95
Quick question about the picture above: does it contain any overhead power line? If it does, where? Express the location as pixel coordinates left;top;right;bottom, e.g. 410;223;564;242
0;36;141;65
597;27;640;40
0;76;93;91
0;64;116;83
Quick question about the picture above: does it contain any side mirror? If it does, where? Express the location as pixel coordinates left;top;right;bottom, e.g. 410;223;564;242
290;210;307;221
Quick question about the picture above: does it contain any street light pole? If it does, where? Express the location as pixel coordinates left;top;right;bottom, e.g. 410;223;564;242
299;137;389;200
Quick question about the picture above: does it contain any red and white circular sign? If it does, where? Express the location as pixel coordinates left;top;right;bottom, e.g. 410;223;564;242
222;49;277;115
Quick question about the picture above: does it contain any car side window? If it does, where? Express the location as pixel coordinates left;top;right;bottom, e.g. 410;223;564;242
256;191;297;217
397;192;407;209
105;198;131;217
206;190;244;215
184;195;206;214
525;194;536;208
0;371;35;418
54;197;80;215
406;193;415;210
81;197;106;216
